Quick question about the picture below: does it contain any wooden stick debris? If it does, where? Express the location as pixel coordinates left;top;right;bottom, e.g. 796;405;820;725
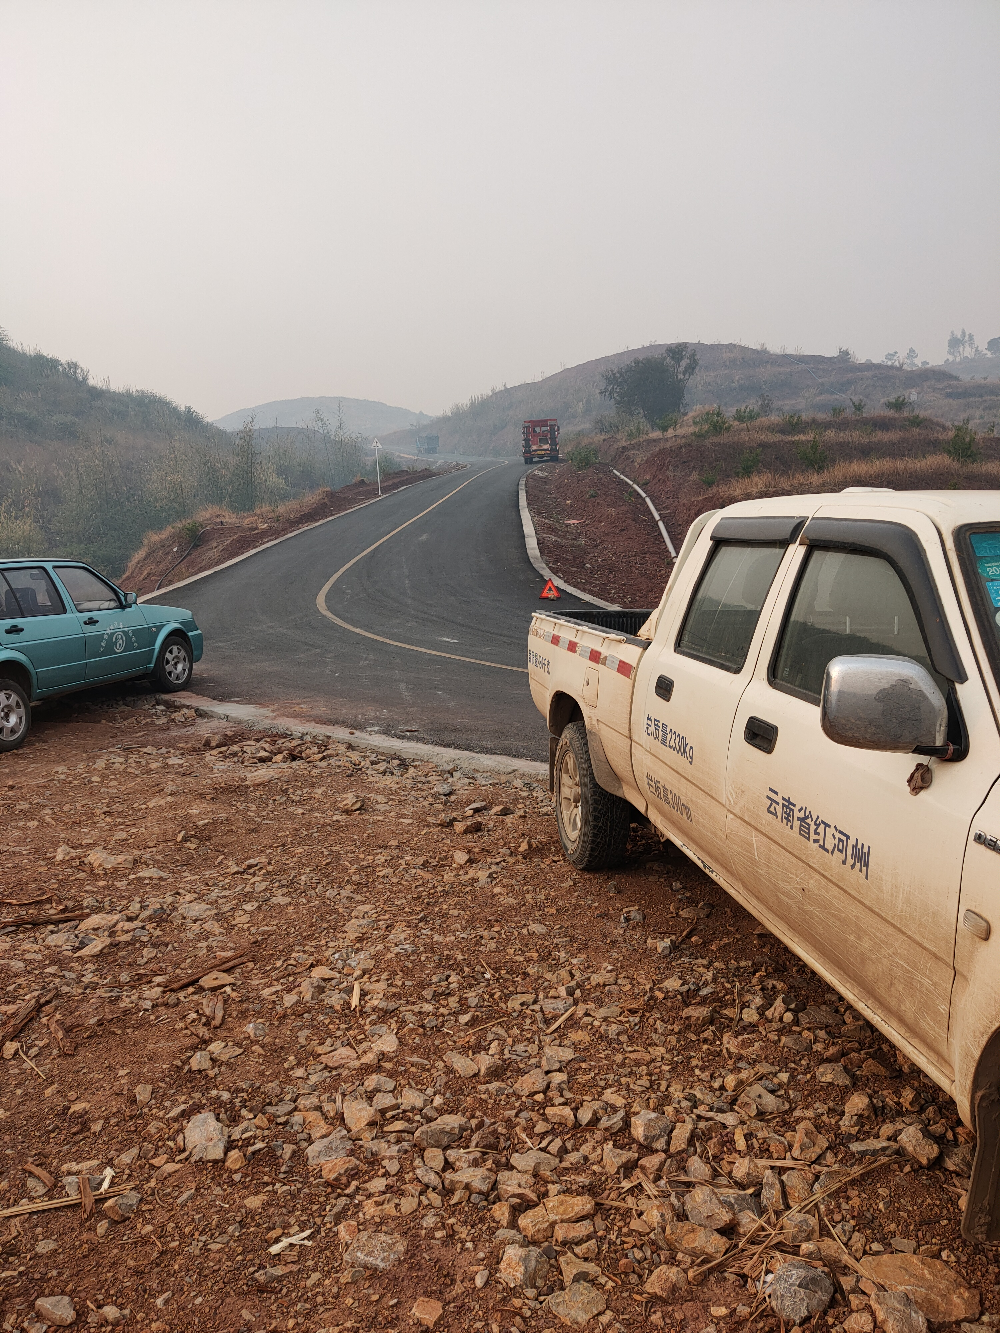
543;1005;577;1036
24;1163;55;1190
0;1184;131;1221
1;911;87;929
0;988;56;1045
16;1045;45;1080
80;1174;95;1219
165;951;253;992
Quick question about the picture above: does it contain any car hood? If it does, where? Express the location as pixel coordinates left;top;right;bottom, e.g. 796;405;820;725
142;603;196;625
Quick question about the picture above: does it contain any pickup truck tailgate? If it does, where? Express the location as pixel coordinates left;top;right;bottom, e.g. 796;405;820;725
528;609;650;805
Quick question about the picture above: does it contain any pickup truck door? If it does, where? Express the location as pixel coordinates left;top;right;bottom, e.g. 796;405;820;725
726;512;998;1079
52;566;152;681
633;516;803;882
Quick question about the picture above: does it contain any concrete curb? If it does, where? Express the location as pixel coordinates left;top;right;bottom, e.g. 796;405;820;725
610;468;677;558
140;470;452;604
517;473;618;611
166;691;549;780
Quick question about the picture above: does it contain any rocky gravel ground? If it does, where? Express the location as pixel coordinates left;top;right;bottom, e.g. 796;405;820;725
0;695;996;1333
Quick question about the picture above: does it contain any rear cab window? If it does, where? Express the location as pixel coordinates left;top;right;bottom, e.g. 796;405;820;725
0;568;66;618
676;542;786;672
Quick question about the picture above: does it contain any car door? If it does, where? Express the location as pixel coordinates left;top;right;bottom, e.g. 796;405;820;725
632;515;804;883
0;567;87;692
726;511;998;1080
52;565;152;681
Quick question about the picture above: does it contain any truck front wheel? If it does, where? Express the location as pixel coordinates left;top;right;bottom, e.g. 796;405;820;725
554;722;631;870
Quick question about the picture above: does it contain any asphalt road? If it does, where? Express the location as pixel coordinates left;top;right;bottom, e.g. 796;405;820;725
149;461;590;760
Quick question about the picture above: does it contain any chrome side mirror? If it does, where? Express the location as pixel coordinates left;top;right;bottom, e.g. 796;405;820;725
821;654;948;752
124;591;138;607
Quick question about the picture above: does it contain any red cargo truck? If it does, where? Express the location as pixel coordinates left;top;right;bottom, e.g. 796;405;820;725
522;419;560;464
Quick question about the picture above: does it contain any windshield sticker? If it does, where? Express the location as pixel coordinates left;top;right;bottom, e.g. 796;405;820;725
645;771;692;821
765;786;870;879
645;714;694;765
985;580;1000;609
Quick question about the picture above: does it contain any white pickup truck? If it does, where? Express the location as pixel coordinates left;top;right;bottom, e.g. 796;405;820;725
528;489;1000;1242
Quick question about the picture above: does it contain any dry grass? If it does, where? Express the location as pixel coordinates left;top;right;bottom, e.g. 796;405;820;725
675;452;1000;531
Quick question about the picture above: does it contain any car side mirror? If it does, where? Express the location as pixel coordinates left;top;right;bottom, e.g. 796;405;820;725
821;654;948;752
124;591;138;607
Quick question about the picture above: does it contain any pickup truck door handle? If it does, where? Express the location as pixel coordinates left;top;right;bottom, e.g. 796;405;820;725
82;617;99;626
655;675;674;702
744;716;778;754
963;910;991;941
4;625;24;635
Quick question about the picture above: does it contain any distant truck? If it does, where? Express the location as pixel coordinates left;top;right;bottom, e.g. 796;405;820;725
416;434;439;456
522;419;560;465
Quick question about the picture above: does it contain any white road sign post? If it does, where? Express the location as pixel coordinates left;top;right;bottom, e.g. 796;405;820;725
372;439;382;497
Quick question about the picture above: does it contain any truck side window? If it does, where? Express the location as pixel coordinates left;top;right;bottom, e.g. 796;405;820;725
772;548;940;703
676;543;785;673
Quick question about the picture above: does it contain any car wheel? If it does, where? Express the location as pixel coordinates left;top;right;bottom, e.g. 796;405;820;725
554;721;631;870
153;635;193;692
0;679;30;753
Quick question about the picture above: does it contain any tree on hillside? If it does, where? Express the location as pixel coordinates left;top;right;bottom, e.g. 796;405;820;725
600;344;699;426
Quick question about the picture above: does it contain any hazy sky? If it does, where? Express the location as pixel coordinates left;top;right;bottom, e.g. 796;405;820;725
2;2;997;420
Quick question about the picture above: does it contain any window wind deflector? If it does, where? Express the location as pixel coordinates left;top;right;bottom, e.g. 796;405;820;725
711;516;807;545
800;517;967;684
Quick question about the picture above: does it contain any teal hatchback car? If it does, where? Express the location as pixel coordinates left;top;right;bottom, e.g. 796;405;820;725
0;561;203;752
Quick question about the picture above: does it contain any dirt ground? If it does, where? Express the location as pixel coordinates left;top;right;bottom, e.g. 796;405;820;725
0;692;995;1333
525;464;672;609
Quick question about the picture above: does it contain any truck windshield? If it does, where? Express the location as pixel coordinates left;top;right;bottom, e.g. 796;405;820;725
965;530;1000;669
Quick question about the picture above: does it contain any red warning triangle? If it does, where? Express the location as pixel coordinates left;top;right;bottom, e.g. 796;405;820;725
539;579;561;600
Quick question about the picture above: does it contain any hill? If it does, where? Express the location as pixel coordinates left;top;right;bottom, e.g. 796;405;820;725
213;395;432;435
382;342;1000;457
0;331;389;576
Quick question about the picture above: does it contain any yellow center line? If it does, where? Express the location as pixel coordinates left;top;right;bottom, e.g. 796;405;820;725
315;463;528;673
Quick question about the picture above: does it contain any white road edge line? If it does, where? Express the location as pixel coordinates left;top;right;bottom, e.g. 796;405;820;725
138;471;449;603
162;691;548;778
610;468;677;558
517;473;619;610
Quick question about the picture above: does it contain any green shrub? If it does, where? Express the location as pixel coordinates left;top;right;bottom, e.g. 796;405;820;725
568;444;600;472
830;405;846;419
782;412;804;431
693;406;730;438
655;412;681;432
798;432;829;472
850;398;865;416
885;395;909;414
587;488;597;498
700;469;718;488
944;418;980;464
733;405;760;424
737;448;761;478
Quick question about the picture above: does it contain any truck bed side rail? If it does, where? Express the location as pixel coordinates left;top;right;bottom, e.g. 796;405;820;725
549;608;655;639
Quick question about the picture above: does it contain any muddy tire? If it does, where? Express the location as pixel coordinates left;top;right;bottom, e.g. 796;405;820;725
554;721;631;870
0;678;30;753
153;634;193;693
